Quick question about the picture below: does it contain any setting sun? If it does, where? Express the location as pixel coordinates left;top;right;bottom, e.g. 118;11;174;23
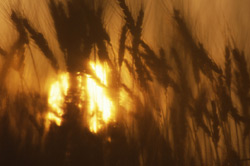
87;61;113;133
47;72;69;128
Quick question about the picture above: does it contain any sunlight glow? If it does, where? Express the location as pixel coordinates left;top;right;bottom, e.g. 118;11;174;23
87;61;113;133
77;73;86;108
45;62;114;133
47;72;69;128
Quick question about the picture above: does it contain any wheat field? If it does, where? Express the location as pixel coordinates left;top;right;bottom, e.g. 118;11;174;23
0;0;249;165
